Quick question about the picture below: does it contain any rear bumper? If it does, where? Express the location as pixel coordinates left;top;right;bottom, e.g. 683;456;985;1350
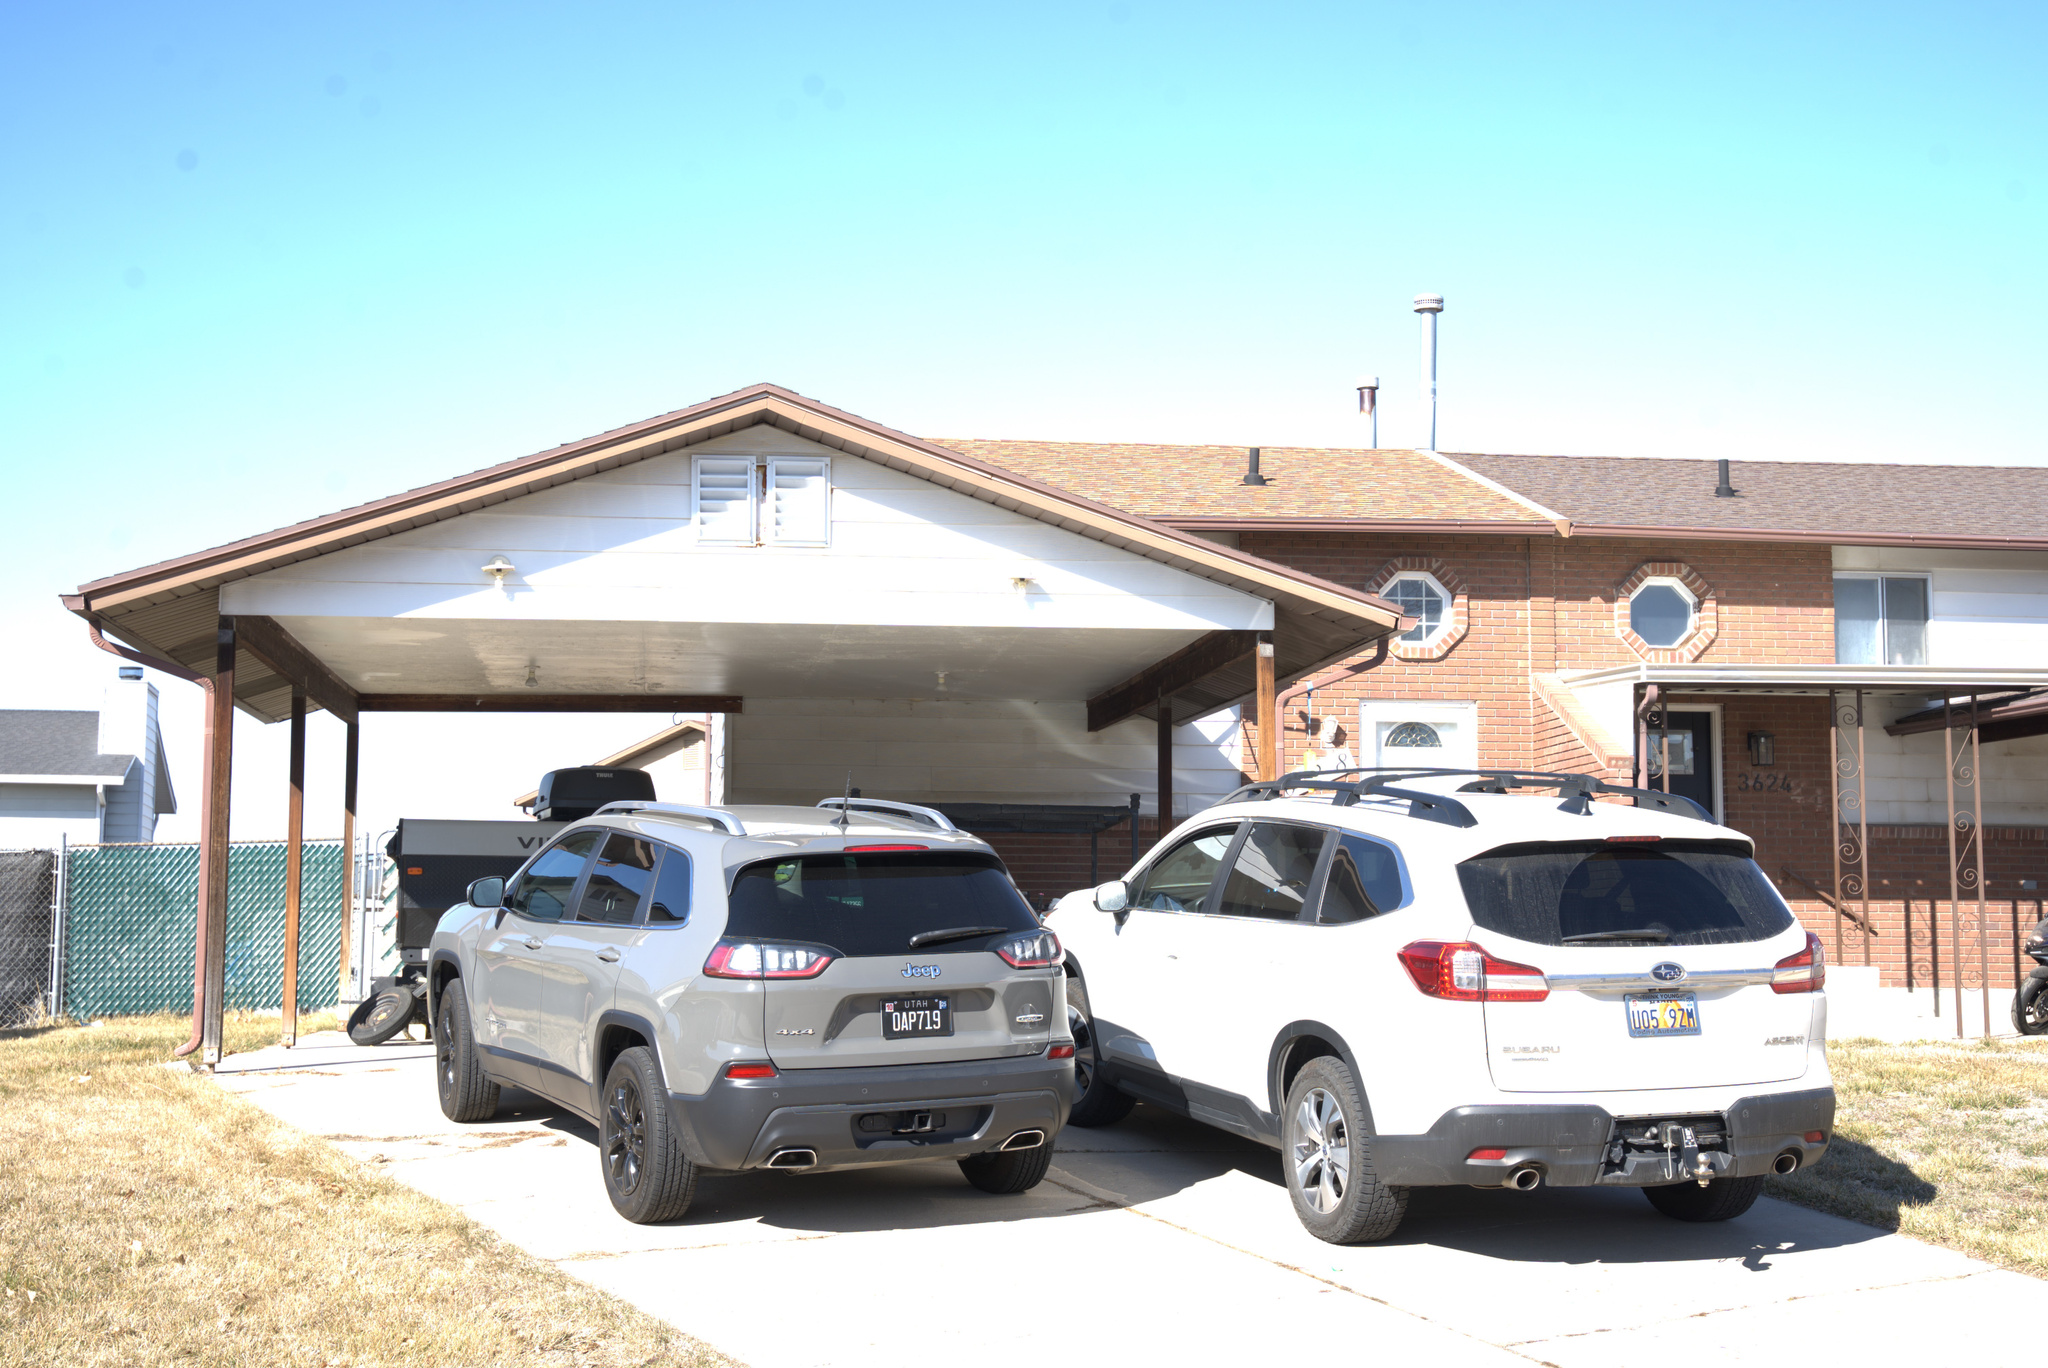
667;1052;1074;1173
1371;1085;1835;1188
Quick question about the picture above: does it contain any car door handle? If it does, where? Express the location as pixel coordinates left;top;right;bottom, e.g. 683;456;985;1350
522;936;544;949
596;947;621;963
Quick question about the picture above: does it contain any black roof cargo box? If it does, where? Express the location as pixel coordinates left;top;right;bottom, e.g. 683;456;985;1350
535;766;656;821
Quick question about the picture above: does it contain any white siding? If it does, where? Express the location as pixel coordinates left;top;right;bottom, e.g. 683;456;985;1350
220;430;1273;634
1858;700;2048;826
1834;546;2048;668
727;698;1243;818
0;783;103;848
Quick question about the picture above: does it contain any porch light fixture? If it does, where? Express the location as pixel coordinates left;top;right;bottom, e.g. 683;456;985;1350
482;555;516;586
1747;730;1775;767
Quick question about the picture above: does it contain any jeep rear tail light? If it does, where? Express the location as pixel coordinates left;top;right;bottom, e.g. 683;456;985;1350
1771;932;1827;994
704;938;837;980
994;929;1062;968
725;1062;778;1080
1398;940;1549;1002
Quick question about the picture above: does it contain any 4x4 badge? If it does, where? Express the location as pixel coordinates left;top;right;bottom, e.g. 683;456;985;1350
1651;962;1687;983
903;964;942;978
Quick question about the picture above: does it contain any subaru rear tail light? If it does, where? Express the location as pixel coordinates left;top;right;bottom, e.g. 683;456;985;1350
994;928;1062;968
1398;940;1549;1002
704;938;837;980
1771;932;1827;994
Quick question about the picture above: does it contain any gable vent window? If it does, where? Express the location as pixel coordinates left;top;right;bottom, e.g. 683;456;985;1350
1835;575;1928;665
692;455;832;547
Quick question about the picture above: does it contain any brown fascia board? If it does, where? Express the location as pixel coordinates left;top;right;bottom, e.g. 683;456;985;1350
1163;517;2048;552
1160;517;1554;535
64;382;1407;634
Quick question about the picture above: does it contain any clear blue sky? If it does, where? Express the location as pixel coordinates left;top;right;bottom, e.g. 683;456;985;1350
3;1;2042;840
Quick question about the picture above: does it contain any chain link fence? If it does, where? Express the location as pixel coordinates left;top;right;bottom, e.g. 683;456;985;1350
0;850;58;1027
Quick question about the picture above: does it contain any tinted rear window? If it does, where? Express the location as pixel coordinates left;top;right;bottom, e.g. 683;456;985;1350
725;852;1039;957
1455;840;1794;947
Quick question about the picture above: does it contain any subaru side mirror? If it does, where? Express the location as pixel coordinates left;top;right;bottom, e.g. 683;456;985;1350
467;876;506;909
1093;880;1129;913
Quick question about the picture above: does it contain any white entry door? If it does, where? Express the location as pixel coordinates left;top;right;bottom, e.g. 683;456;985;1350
1358;700;1479;770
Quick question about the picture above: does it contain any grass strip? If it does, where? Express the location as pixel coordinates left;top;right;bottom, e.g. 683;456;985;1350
1768;1034;2048;1276
0;1013;731;1368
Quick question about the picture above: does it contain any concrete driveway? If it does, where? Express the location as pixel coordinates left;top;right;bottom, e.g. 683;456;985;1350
214;1033;2033;1367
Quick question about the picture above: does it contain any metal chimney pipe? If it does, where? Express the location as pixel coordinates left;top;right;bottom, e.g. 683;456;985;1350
1414;295;1443;450
1357;376;1380;447
1241;447;1268;486
1714;458;1736;498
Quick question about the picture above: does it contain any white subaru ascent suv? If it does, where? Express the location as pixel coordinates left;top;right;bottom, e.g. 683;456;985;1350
427;798;1074;1223
1049;768;1832;1244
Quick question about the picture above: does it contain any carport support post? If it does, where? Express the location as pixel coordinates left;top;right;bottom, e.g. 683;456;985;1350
1156;701;1174;835
281;689;305;1047
1254;633;1277;781
198;619;236;1066
338;717;358;1003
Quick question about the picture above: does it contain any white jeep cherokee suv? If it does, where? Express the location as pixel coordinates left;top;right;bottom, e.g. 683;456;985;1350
427;798;1074;1223
1050;768;1832;1244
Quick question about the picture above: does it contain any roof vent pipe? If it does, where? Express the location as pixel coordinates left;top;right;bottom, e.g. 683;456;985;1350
1242;447;1268;486
1715;458;1736;498
1414;295;1443;451
1357;376;1380;447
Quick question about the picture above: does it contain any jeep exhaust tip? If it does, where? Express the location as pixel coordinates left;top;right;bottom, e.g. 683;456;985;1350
1505;1165;1542;1191
766;1148;818;1169
1774;1151;1801;1175
999;1130;1046;1151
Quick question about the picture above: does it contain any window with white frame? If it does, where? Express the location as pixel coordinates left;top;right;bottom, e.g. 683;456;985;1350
1835;574;1928;664
1628;578;1697;648
1383;572;1449;646
691;455;831;547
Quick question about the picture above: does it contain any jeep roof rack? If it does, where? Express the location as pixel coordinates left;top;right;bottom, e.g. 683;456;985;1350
1218;767;1714;828
814;797;960;833
594;801;749;835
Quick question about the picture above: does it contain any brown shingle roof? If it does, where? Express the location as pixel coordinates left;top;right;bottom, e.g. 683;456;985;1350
935;441;1551;528
1455;454;2048;546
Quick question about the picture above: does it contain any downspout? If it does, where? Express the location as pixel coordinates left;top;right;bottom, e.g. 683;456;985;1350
84;620;213;1059
1269;635;1394;768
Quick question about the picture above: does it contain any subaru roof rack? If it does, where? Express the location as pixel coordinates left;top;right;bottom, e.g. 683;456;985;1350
1218;767;1714;827
594;801;748;835
814;797;960;833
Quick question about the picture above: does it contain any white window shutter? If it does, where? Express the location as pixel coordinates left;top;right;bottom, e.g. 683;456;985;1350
766;457;831;546
692;456;756;543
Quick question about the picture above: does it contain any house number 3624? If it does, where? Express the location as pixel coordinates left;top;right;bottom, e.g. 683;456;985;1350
1736;773;1799;793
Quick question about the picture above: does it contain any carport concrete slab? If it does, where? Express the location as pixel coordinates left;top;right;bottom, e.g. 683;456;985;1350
212;1034;2031;1367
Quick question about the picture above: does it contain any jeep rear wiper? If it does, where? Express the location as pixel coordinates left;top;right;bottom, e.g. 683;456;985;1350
1561;928;1673;944
907;925;1008;949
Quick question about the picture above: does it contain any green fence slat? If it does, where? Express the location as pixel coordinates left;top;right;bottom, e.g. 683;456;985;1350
63;841;345;1019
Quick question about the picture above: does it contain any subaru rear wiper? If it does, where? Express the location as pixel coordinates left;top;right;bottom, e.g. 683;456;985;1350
907;925;1008;949
1561;928;1672;944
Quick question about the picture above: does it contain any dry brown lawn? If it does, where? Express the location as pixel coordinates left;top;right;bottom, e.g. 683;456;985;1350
1769;1034;2048;1276
0;1013;730;1368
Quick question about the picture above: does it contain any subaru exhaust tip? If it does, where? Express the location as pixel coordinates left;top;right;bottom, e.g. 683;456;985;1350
999;1130;1046;1152
1504;1165;1542;1191
766;1148;818;1169
1774;1151;1801;1175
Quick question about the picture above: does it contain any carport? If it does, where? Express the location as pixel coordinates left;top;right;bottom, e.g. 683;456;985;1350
61;383;1405;1064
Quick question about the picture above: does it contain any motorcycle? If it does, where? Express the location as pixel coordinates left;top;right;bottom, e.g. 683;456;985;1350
2013;916;2048;1035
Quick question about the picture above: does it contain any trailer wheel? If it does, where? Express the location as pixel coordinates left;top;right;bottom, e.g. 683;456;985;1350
348;983;416;1047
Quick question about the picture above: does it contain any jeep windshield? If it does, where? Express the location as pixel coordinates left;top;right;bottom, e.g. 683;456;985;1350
726;851;1040;957
1455;839;1795;948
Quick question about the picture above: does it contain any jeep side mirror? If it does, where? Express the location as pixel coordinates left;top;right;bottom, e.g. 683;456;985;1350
467;876;506;909
1093;880;1129;913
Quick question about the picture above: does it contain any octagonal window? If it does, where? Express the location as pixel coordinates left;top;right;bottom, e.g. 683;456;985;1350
1384;573;1449;645
1629;581;1696;648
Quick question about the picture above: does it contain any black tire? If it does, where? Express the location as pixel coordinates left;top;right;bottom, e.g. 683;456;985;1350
2014;977;2048;1035
433;979;500;1123
600;1046;696;1224
1282;1055;1407;1244
349;984;416;1047
1063;974;1135;1128
958;1139;1054;1194
1644;1174;1766;1222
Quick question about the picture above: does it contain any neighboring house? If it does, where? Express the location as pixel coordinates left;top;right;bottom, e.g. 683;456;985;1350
0;666;176;847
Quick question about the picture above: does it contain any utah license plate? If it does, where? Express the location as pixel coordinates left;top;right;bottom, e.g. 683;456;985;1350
882;996;952;1040
1625;994;1701;1038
